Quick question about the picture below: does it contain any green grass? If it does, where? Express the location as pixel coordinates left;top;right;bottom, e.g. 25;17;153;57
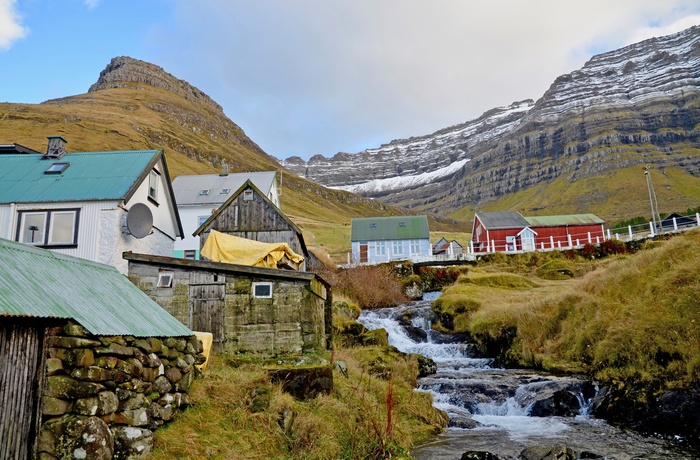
434;229;700;387
148;349;447;460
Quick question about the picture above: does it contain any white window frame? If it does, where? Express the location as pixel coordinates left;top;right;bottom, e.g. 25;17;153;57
392;240;403;255
252;282;273;299
375;240;386;256
148;170;159;201
157;271;174;288
410;239;420;254
17;209;79;246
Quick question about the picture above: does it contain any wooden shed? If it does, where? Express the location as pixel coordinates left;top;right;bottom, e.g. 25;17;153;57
125;252;332;356
0;238;196;459
193;180;317;271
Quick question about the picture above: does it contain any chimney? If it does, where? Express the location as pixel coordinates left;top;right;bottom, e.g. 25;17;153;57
43;136;68;160
219;162;229;176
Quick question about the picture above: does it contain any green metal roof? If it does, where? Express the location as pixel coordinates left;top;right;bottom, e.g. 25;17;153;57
0;238;193;337
351;216;430;242
0;150;161;203
524;214;605;227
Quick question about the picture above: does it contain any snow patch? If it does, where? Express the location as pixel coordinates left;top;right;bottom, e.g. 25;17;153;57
332;159;469;194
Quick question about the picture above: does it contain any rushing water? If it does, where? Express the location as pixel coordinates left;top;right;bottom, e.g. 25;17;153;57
358;296;699;460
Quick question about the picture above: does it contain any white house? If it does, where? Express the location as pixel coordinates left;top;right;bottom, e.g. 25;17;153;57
172;169;280;260
350;215;431;265
0;136;183;274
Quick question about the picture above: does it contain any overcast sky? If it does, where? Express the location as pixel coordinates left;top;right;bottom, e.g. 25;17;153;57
1;1;699;161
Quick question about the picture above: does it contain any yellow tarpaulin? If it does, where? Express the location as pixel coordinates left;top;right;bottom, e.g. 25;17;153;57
201;230;304;270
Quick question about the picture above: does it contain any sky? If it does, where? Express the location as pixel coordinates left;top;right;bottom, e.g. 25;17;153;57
1;1;700;161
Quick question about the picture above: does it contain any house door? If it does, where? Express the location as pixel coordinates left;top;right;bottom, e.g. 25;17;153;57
359;243;368;263
520;229;536;252
189;273;226;348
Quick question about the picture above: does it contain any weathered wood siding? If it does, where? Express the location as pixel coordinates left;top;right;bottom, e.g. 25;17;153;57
0;319;49;460
199;186;305;259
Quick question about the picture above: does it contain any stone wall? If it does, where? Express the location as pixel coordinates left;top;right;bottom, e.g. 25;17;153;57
38;321;204;460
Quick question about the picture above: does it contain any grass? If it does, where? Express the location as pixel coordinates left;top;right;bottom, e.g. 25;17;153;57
433;229;700;387
148;348;447;460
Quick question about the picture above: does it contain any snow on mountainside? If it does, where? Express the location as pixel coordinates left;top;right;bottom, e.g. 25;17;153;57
282;25;700;216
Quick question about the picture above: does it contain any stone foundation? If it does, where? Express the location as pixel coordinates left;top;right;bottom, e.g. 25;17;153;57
38;321;204;459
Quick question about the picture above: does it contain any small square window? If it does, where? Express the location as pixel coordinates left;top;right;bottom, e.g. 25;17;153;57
157;271;174;288
199;189;211;196
45;162;70;174
184;250;197;260
252;282;273;298
220;188;230;194
243;189;254;201
370;223;377;229
399;222;406;227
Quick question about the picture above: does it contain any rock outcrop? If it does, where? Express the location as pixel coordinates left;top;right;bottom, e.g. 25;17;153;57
283;25;700;216
88;56;224;114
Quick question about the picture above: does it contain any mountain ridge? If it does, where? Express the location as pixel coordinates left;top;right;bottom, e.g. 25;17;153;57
281;25;700;222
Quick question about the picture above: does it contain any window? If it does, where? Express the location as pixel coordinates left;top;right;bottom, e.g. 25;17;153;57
44;162;70;174
220;188;230;194
399;221;406;227
370;223;377;229
148;170;159;201
243;189;254;201
376;240;386;256
157;271;174;288
198;215;209;227
184;250;197;260
410;239;420;254
253;282;273;298
198;189;211;196
17;209;79;246
392;240;403;255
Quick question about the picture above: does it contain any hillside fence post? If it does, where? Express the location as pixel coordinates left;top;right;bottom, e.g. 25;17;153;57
550;236;554;249
673;217;678;231
567;234;573;248
588;232;592;243
628;226;633;240
607;229;611;240
649;221;655;237
696;213;700;227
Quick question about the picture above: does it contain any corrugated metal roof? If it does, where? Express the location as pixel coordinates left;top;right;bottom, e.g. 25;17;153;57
0;150;160;203
351;216;430;241
173;171;276;206
477;212;529;229
524;214;605;227
0;238;192;337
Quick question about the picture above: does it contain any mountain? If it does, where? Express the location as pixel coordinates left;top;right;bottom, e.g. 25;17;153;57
282;25;700;223
0;56;466;264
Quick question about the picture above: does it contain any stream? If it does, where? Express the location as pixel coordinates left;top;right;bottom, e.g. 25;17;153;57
357;295;699;460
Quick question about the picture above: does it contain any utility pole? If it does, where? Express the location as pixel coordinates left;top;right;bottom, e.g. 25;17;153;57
644;165;661;232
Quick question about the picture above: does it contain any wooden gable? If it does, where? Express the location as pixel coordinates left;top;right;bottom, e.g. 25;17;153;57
194;180;308;263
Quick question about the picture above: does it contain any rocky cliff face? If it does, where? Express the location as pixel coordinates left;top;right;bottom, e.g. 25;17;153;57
89;56;224;115
283;25;700;215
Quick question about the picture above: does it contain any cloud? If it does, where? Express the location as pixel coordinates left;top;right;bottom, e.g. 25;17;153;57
0;0;27;51
83;0;100;9
161;0;700;160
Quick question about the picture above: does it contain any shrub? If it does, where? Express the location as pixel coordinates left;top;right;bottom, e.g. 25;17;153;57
337;265;408;309
417;266;461;292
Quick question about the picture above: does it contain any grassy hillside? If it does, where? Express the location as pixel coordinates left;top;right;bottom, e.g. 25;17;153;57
433;229;700;388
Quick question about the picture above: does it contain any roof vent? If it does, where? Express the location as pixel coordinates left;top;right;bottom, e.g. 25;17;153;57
42;136;68;160
220;162;229;176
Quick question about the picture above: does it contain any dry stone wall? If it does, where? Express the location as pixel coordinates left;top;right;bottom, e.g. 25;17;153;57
38;321;204;460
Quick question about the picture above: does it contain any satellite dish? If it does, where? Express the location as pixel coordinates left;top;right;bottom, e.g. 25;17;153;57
126;203;153;238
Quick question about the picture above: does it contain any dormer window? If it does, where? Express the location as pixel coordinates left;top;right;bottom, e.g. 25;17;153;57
44;162;70;174
220;188;230;194
199;189;211;196
370;223;377;229
399;222;406;227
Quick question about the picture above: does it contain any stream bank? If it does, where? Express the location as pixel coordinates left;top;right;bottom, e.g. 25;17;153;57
358;297;700;459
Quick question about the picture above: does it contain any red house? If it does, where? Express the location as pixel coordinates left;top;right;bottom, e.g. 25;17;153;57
471;212;605;253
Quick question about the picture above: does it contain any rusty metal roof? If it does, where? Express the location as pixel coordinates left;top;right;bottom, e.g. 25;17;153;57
524;214;605;227
0;238;192;337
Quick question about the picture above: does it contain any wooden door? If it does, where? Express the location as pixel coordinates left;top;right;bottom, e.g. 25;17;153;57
359;243;368;263
189;272;226;346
